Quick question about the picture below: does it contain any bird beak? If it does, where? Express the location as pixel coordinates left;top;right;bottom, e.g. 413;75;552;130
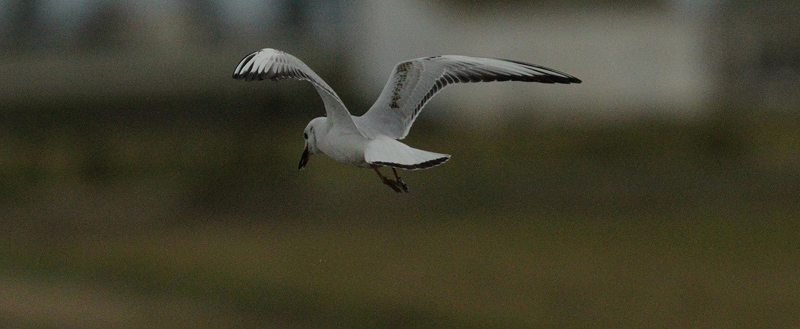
298;144;310;170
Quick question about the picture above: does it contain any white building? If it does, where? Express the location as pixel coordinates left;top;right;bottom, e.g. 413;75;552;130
342;2;717;122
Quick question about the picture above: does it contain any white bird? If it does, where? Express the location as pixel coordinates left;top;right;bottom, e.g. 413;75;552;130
232;48;581;192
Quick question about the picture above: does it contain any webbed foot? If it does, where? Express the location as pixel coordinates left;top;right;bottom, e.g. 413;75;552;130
373;166;410;193
381;178;404;193
395;177;409;193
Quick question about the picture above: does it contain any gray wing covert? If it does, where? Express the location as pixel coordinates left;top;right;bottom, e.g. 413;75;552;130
356;55;581;140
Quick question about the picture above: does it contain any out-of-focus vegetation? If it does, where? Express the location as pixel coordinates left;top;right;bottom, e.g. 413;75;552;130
1;98;798;328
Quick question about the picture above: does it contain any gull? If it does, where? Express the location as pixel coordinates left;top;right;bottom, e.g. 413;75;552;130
232;48;581;193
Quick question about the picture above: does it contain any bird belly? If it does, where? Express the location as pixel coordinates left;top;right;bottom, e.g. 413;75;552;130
318;132;370;168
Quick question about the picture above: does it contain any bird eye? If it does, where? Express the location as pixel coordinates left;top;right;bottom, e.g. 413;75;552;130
304;133;308;139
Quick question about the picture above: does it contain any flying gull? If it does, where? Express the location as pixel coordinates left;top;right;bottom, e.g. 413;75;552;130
232;48;581;192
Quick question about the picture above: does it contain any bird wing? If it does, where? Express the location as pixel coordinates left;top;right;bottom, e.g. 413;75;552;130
355;55;581;139
232;48;358;130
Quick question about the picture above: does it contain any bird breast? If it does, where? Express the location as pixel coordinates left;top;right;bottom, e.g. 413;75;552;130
317;130;371;168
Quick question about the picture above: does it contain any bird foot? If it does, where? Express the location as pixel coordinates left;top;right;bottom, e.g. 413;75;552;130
381;178;409;193
395;177;409;193
373;166;410;193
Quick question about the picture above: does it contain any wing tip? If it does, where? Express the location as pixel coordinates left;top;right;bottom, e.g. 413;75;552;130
232;51;258;80
232;48;283;81
545;75;582;84
500;58;581;84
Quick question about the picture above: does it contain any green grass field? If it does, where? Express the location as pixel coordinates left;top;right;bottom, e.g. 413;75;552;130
1;108;799;328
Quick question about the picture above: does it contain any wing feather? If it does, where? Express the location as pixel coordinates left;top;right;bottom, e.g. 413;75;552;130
232;48;358;130
355;55;581;139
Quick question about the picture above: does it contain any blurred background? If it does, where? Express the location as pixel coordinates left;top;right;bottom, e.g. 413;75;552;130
1;0;799;328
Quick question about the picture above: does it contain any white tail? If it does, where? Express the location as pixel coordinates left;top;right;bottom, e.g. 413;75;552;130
364;137;450;170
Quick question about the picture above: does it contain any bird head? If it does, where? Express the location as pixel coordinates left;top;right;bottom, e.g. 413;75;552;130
299;117;326;169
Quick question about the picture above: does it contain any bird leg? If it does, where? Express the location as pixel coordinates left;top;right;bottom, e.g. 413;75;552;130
372;166;407;193
391;168;409;192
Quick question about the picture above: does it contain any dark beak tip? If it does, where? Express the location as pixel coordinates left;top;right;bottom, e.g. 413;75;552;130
298;146;310;170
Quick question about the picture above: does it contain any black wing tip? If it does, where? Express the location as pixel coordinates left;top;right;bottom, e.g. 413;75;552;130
232;71;247;80
541;75;582;84
232;51;264;81
499;58;581;84
232;70;264;81
371;156;451;170
232;70;267;81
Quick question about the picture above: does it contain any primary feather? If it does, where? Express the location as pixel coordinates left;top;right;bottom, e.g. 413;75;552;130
355;55;581;139
232;48;357;130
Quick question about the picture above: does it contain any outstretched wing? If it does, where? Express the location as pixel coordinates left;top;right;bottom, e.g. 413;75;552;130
355;56;581;139
232;48;356;129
